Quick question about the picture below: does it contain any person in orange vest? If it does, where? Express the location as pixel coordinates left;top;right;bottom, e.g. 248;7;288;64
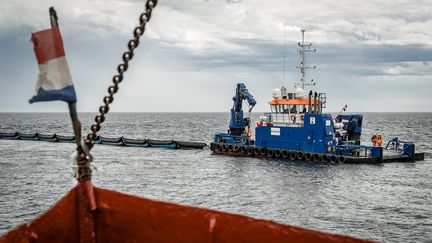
247;129;252;138
376;134;383;146
372;135;377;146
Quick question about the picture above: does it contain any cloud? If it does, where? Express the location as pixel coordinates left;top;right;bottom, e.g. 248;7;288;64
0;0;431;112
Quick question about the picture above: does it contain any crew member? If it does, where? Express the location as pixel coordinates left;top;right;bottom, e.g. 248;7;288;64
376;134;383;146
246;129;252;138
372;135;377;146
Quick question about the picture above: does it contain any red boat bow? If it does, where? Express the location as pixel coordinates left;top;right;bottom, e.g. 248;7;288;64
1;184;371;243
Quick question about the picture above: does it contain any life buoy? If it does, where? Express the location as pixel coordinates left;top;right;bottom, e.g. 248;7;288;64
290;115;296;123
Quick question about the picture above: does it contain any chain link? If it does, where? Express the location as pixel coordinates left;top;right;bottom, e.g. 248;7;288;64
85;0;158;150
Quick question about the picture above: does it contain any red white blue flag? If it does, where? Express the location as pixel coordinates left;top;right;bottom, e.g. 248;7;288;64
29;27;76;103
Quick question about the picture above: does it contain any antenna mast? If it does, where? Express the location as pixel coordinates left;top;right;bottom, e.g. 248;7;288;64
283;31;286;83
295;30;316;90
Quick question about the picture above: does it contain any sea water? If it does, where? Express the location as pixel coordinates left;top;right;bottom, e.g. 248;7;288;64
0;112;431;242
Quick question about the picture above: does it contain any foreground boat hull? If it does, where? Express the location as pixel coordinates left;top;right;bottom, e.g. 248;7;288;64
1;185;370;243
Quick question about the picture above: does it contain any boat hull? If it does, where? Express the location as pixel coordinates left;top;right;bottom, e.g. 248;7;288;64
0;185;370;243
210;142;424;164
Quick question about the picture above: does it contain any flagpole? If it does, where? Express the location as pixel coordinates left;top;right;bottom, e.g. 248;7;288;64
49;7;83;152
49;7;96;215
337;104;347;117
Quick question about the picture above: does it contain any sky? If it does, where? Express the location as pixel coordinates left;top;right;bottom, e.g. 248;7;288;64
0;0;431;112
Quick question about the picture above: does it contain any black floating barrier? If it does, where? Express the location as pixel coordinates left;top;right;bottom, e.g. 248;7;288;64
176;141;207;149
39;133;57;142
0;132;19;139
19;133;39;140
57;135;75;143
148;139;177;149
0;131;207;150
100;136;124;146
122;138;149;147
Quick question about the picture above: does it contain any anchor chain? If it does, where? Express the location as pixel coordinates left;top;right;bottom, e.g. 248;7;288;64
84;0;158;150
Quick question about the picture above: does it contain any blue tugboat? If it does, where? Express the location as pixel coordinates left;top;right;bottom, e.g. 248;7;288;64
211;30;424;164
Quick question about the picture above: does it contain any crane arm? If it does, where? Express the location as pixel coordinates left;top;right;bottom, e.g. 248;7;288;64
229;83;256;136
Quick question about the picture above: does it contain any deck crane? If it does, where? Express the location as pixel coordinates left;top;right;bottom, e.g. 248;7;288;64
229;83;256;136
213;83;256;146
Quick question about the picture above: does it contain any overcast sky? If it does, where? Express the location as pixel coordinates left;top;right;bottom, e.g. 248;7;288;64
0;0;431;112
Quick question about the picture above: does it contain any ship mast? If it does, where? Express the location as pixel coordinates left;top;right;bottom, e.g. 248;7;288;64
295;30;316;91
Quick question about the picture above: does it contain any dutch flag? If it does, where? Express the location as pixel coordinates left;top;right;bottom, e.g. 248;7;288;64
29;26;76;104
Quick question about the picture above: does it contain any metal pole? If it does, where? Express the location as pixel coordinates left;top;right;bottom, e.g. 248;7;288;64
49;7;84;154
337;104;347;117
49;8;96;215
68;102;83;150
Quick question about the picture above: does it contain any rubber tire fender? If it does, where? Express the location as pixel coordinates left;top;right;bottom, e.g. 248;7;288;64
254;147;260;155
274;149;282;158
289;151;297;161
222;144;229;152
322;154;330;163
228;144;234;152
267;149;274;158
247;147;254;156
305;152;313;161
281;150;289;159
338;155;346;163
297;151;305;160
259;147;267;156
216;143;222;151
330;155;338;163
